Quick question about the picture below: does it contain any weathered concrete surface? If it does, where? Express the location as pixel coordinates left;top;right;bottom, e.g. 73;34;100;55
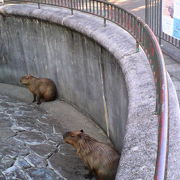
0;4;166;179
165;54;180;105
0;5;130;151
109;0;180;178
166;74;180;180
116;75;180;180
112;0;180;105
0;93;107;179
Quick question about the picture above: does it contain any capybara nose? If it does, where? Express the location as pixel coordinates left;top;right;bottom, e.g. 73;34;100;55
63;132;68;139
63;131;71;139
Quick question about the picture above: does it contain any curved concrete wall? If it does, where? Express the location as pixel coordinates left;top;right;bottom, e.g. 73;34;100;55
0;10;128;151
1;4;180;180
0;4;162;179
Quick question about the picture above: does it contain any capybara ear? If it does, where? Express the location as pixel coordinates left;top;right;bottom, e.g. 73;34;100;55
80;129;84;133
26;74;32;78
78;130;84;138
26;75;30;79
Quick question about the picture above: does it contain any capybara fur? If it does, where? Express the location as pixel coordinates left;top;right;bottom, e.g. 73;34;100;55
63;130;120;180
20;75;57;104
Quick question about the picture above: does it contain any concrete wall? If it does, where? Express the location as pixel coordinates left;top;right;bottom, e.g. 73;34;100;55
0;15;128;151
1;4;180;180
0;5;163;179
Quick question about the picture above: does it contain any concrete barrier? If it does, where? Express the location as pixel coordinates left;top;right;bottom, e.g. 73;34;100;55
0;4;130;152
0;4;169;179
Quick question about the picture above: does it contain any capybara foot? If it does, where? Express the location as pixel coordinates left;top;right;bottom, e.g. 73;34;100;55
37;102;41;105
84;174;94;179
84;173;94;179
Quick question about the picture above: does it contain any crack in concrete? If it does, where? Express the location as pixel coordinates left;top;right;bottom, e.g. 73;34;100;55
120;50;140;60
46;142;61;162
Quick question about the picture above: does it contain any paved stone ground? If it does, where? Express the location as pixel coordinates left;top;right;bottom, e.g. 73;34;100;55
108;0;180;107
0;94;94;180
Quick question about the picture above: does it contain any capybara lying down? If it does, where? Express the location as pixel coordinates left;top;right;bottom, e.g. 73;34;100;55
63;130;120;180
20;75;57;104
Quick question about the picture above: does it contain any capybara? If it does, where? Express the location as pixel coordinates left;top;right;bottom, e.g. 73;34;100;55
20;75;57;104
63;129;120;180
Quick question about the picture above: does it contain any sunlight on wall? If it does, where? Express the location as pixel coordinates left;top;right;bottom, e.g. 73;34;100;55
108;0;128;4
132;5;145;12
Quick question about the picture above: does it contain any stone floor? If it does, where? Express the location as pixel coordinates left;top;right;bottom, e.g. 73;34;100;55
0;94;94;180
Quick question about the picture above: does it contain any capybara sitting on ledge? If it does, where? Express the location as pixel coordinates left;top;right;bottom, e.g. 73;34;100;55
63;129;120;180
20;75;57;105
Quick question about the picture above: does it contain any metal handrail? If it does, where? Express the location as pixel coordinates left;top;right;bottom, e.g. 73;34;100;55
3;0;169;179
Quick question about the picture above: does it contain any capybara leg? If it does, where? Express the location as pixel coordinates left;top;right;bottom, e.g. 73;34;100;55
84;170;94;179
97;176;107;180
37;95;41;105
97;176;115;180
32;94;36;103
97;172;113;180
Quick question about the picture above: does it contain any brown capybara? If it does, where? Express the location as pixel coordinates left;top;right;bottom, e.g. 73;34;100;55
63;129;120;180
20;75;57;105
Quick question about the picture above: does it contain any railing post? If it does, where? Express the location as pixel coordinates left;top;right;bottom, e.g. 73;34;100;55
0;0;4;5
145;0;148;24
155;97;160;114
136;41;140;52
38;2;40;9
104;18;106;27
159;0;162;45
104;3;106;27
135;18;140;52
70;0;73;15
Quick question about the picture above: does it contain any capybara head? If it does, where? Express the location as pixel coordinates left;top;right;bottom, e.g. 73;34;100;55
63;129;84;146
20;75;34;85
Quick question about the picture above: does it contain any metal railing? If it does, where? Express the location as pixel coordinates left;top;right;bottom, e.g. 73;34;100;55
3;0;169;179
145;0;180;49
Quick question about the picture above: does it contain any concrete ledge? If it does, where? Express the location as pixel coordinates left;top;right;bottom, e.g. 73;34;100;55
167;73;180;179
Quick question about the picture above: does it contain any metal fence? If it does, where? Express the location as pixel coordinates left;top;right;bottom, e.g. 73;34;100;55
3;0;169;179
145;0;180;48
